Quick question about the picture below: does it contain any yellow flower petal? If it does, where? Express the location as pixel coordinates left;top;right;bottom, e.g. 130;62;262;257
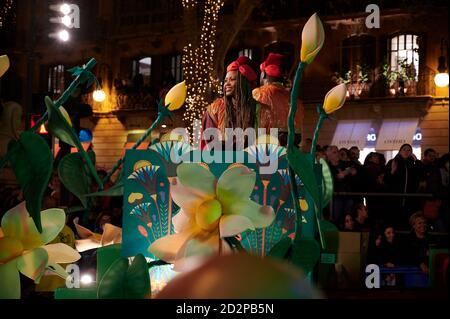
165;81;187;111
17;248;48;283
300;13;325;64
0;55;10;78
0;236;24;264
59;106;72;126
323;84;347;114
1;202;43;250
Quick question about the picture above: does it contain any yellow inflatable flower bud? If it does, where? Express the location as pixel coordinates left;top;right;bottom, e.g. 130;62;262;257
323;84;347;114
0;55;10;78
300;13;325;64
165;81;187;111
59;106;72;126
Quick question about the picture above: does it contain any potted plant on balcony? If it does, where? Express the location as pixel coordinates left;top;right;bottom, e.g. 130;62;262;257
332;64;371;99
381;58;417;97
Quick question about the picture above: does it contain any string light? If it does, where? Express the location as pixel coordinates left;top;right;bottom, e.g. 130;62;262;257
0;0;14;28
181;0;198;9
182;0;224;143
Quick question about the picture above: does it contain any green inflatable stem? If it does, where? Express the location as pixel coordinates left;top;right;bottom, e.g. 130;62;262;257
287;61;307;243
30;58;97;132
103;113;165;184
310;106;327;158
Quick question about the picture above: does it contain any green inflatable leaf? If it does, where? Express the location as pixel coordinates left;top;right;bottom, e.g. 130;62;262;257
85;181;124;197
319;220;338;233
97;258;128;299
96;254;150;299
126;254;150;299
320;158;334;207
267;238;292;260
44;96;81;148
7;132;53;232
287;147;320;209
58;152;91;207
290;239;321;275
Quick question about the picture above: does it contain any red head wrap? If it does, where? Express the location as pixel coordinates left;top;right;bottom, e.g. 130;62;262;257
260;53;285;78
226;56;257;83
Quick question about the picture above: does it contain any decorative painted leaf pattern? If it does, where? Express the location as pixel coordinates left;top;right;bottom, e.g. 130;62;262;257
123;143;326;262
128;165;160;195
150;141;191;177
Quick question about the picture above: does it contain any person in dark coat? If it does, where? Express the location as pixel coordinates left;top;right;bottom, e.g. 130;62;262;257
384;144;422;229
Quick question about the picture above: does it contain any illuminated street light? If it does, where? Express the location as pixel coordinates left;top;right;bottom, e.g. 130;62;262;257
434;39;449;88
60;3;71;15
93;89;106;102
61;15;72;27
58;30;70;42
48;3;80;40
435;73;449;88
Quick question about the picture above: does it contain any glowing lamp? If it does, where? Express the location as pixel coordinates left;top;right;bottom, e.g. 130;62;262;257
93;89;106;102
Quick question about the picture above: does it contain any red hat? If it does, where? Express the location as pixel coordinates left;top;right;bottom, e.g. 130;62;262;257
260;53;285;78
227;56;257;83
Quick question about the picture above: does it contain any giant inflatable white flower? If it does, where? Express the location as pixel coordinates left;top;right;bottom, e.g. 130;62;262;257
0;202;81;299
149;163;275;267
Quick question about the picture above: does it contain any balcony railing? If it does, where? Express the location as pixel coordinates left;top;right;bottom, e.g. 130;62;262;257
113;91;158;111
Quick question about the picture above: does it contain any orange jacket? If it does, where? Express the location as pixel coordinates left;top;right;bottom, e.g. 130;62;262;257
253;83;303;132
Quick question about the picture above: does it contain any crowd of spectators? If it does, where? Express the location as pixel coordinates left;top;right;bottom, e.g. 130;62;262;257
310;142;449;282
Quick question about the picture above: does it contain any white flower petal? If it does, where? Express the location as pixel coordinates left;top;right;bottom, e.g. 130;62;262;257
40;208;66;245
223;200;275;229
216;165;256;202
43;243;81;264
100;223;122;246
149;231;193;263
73;217;94;239
75;239;101;252
172;210;192;233
219;215;255;237
171;178;212;214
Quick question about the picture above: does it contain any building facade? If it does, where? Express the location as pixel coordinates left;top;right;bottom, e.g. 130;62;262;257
0;0;448;174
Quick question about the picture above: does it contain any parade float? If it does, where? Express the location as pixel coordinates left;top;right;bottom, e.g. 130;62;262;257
0;13;348;299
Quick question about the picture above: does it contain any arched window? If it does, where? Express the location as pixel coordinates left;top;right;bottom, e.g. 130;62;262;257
171;54;183;83
48;65;65;95
389;34;420;81
341;35;376;73
132;57;152;85
238;48;253;59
